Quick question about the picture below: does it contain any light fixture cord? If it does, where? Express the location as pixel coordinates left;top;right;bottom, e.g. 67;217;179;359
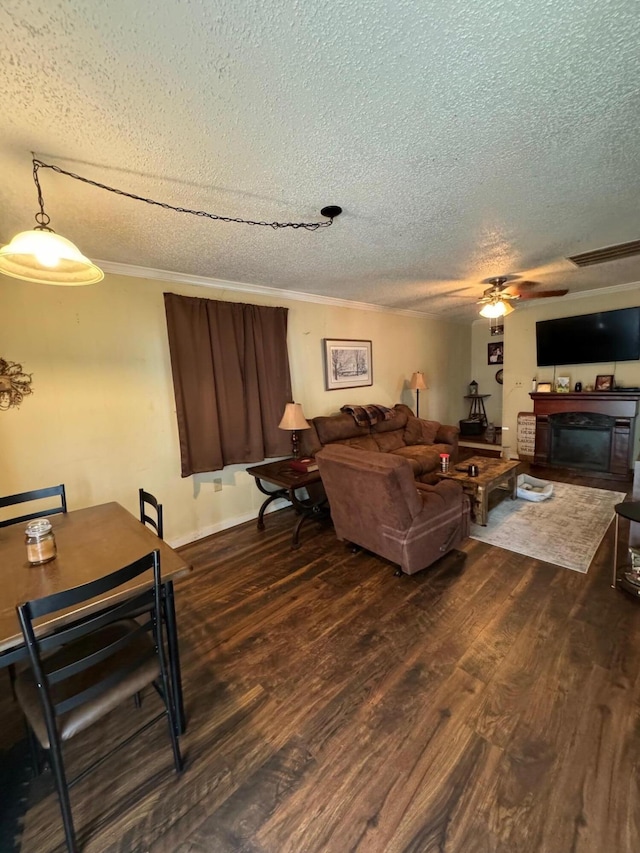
32;159;52;231
31;158;336;231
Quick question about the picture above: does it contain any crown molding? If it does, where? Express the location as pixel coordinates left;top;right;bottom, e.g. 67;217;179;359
97;259;638;323
562;279;640;299
95;259;448;321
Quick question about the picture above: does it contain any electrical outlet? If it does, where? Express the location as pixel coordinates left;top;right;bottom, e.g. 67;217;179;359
514;379;523;388
213;478;222;492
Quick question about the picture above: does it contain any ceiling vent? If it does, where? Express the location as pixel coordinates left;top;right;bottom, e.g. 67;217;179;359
567;239;640;267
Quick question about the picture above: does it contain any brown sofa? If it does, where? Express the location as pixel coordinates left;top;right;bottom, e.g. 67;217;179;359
316;445;470;575
301;403;459;483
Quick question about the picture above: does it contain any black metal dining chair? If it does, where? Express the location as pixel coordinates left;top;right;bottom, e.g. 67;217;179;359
0;484;67;527
139;488;164;539
15;549;183;853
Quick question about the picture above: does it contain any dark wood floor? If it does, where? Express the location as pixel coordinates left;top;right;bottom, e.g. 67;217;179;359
4;466;640;852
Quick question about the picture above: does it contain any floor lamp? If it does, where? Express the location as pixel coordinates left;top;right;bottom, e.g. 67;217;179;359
409;372;427;418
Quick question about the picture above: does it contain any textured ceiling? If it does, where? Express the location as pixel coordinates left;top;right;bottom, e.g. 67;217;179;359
1;0;639;321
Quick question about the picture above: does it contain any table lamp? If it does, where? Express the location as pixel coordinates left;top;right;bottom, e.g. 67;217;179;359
278;402;310;459
409;371;427;417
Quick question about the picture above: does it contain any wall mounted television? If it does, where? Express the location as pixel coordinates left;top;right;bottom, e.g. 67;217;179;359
536;307;640;367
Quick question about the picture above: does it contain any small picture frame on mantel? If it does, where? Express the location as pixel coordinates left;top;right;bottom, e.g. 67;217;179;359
595;374;614;391
536;382;552;393
555;376;571;393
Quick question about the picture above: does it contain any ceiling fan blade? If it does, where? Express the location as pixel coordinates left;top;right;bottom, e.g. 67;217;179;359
511;280;540;290
421;284;478;302
516;289;569;300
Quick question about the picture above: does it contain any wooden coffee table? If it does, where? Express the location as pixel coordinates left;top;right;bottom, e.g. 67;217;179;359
436;456;521;526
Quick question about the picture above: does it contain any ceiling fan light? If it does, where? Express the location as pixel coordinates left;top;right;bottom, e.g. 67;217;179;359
0;229;104;285
479;300;507;318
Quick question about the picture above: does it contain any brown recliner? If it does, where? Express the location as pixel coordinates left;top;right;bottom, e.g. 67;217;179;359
316;444;470;575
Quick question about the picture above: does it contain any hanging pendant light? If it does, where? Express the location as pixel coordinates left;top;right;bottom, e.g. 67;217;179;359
0;230;104;285
0;159;103;285
1;156;343;286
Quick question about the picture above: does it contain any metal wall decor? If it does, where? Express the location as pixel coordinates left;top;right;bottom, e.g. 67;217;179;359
0;358;34;409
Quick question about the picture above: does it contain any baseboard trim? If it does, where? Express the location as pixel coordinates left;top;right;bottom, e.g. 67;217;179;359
168;498;289;549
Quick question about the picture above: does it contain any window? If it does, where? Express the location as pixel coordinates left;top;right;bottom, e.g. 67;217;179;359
164;293;292;475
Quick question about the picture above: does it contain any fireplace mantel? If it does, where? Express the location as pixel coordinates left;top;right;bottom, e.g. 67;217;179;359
529;392;640;480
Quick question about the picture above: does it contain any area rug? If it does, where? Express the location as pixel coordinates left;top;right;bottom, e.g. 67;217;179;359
469;481;626;573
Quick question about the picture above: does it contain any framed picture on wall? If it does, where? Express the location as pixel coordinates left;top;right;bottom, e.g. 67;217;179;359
323;339;373;390
488;342;503;364
490;323;504;337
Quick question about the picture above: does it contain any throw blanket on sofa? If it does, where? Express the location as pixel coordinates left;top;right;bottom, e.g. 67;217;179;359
340;404;396;428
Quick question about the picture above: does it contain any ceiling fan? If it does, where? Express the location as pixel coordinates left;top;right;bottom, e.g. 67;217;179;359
478;277;569;317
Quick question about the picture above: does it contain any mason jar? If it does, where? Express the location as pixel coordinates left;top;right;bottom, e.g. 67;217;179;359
25;518;57;566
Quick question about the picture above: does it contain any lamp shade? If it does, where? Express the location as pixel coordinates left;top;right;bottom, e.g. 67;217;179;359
0;229;104;285
409;371;427;391
479;300;507;319
278;402;310;431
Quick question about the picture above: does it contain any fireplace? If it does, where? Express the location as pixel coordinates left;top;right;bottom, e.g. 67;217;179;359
530;392;640;481
548;412;614;472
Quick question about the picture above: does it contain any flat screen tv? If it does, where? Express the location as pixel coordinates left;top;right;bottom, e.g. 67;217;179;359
536;307;640;367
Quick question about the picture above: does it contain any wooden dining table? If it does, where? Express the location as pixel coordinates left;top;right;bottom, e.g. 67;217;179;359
0;501;192;732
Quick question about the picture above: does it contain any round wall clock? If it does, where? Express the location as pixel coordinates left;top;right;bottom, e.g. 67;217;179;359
495;369;504;385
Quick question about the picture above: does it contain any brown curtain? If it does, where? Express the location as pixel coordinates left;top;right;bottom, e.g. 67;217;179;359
164;293;292;476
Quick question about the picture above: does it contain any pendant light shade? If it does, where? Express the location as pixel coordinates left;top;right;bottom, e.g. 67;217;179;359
479;300;507;319
479;299;514;318
0;229;104;285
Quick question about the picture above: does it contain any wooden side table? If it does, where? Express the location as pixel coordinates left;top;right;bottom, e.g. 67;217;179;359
464;394;491;427
246;459;328;549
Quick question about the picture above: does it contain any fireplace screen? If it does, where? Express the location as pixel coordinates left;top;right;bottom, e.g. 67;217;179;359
549;412;614;472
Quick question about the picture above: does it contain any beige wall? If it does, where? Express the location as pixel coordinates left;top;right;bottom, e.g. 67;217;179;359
470;322;504;427
0;271;470;546
495;285;640;459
